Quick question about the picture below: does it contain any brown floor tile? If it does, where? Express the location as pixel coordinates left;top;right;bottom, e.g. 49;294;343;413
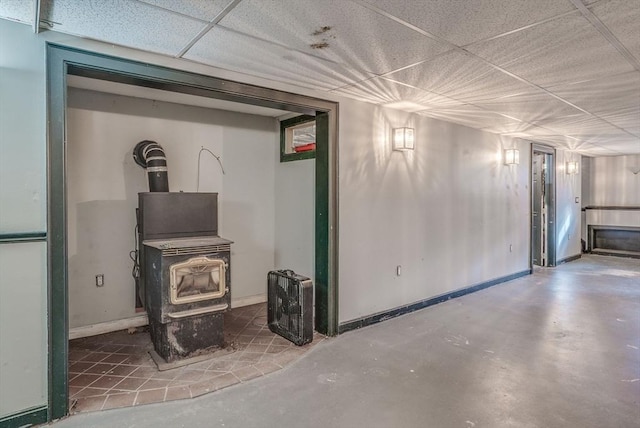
165;386;191;401
68;386;84;397
80;352;111;363
175;369;206;382
108;364;139;377
245;343;269;353
89;375;126;390
138;379;171;390
266;344;289;354
103;392;136;410
97;344;124;353
67;303;320;413
135;388;167;406
87;363;118;375
72;387;109;399
69;350;92;362
101;353;130;364
69;361;96;374
113;376;149;391
253;361;281;375
232;365;262;382
69;373;102;388
72;395;107;413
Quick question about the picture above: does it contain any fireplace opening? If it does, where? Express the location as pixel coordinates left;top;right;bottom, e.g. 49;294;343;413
170;256;226;304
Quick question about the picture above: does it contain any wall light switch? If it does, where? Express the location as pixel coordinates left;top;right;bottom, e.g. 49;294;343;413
396;265;402;276
575;197;579;204
96;274;104;287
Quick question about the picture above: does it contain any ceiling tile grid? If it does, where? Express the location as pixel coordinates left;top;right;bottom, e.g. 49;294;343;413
331;76;464;108
184;26;375;91
1;0;638;155
216;0;451;75
545;71;640;116
0;0;33;25
589;0;640;62
137;0;232;22
358;0;578;46
380;50;536;104
41;0;208;56
465;11;635;88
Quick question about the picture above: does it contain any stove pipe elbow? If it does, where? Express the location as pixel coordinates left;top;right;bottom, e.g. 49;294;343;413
133;140;169;192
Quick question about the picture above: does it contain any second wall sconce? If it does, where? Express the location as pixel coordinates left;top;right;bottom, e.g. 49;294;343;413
504;148;520;165
392;127;415;151
566;161;579;174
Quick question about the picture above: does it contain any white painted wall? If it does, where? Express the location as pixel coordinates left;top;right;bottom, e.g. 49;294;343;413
274;156;315;280
583;155;640;234
555;150;582;261
66;88;277;328
0;19;47;418
337;100;532;323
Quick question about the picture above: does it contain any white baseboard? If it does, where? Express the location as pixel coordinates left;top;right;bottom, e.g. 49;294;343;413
231;293;267;308
69;314;149;340
69;294;267;340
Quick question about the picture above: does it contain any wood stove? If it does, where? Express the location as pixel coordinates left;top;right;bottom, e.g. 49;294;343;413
138;192;232;363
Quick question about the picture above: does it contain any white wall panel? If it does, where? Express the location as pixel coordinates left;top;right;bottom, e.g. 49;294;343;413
338;99;531;323
0;19;47;418
274;157;315;280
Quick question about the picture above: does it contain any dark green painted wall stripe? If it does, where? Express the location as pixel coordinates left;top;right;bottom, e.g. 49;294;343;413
0;406;47;428
46;44;70;422
314;111;330;334
0;232;46;243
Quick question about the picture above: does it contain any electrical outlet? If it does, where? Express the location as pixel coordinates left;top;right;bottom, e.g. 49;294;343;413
396;265;402;276
96;274;104;287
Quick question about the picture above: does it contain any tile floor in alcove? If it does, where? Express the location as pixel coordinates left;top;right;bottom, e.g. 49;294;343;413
68;303;323;413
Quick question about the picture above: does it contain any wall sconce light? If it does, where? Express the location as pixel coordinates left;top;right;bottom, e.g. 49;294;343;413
566;161;579;174
392;127;415;151
504;148;520;165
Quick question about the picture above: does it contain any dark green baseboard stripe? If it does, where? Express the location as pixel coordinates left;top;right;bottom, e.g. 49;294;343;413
0;406;47;428
590;250;640;259
557;254;581;265
338;269;532;334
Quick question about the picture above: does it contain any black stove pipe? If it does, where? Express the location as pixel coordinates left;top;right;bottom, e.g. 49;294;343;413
133;140;169;192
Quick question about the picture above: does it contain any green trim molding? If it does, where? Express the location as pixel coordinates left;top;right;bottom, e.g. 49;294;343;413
46;43;339;420
0;406;47;428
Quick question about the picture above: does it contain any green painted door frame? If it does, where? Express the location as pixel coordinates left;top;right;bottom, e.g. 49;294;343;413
46;44;339;421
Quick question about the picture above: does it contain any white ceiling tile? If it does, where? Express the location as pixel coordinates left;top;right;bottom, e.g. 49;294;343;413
600;109;640;136
467;12;635;87
184;26;373;91
417;104;525;131
218;0;450;74
471;91;584;123
332;77;462;107
360;0;577;46
590;0;640;62
546;71;640;116
41;0;206;56
0;0;33;24
382;50;534;103
529;115;628;138
138;0;232;21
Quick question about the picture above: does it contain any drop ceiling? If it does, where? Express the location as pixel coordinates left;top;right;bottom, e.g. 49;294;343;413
1;0;638;156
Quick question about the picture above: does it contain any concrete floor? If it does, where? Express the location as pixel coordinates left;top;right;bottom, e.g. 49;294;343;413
48;255;640;428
